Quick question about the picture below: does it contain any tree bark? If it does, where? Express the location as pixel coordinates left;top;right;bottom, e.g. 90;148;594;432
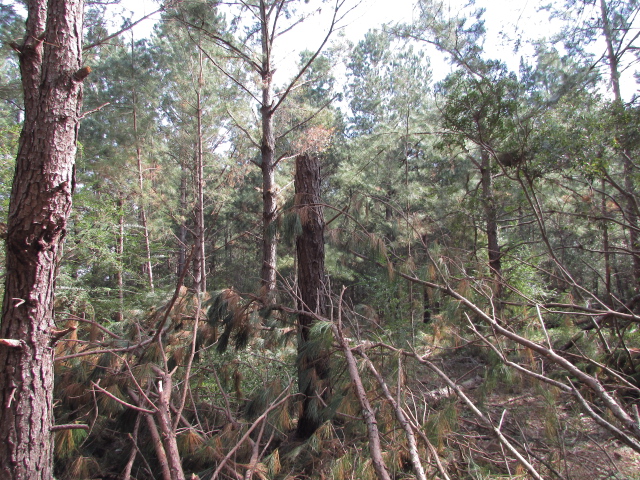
480;149;502;300
131;38;154;293
294;153;330;439
600;0;640;291
193;49;206;295
0;0;86;477
422;285;439;324
116;194;125;322
178;167;188;277
259;0;278;301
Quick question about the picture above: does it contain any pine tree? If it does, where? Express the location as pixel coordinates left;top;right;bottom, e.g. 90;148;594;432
0;0;86;477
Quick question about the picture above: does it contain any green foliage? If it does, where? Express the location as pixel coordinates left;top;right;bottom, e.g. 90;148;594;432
54;428;88;460
28;0;640;478
435;61;520;149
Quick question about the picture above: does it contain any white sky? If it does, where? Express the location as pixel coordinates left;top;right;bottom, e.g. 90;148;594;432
124;0;546;75
119;0;637;99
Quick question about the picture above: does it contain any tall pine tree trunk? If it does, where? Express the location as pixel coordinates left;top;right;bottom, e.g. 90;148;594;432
601;178;613;304
600;0;640;291
481;150;502;300
132;92;154;293
131;39;154;293
294;153;330;439
178;167;188;277
116;194;125;322
0;0;86;476
259;0;278;301
193;50;206;294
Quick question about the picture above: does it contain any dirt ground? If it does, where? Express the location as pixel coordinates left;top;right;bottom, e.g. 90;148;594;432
409;348;640;480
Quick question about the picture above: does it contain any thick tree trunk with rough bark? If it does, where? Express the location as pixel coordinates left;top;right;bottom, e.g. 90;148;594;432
294;153;330;439
0;0;86;477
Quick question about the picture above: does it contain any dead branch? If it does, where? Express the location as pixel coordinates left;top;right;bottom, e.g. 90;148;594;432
50;424;89;432
416;357;545;480
358;350;427;480
331;287;392;480
403;406;452;480
211;382;295;480
91;380;155;414
569;380;640;451
120;413;141;480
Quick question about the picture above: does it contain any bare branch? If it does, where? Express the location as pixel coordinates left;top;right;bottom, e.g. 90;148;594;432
50;424;89;432
331;287;392;480
211;382;295;479
84;7;164;51
272;0;347;113
359;350;427;480
92;380;156;414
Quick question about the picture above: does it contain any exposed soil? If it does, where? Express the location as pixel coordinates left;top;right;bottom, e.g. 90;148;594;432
408;347;640;479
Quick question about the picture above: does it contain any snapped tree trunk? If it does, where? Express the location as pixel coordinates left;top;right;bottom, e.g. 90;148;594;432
0;0;86;477
144;412;172;480
294;153;330;439
155;373;186;480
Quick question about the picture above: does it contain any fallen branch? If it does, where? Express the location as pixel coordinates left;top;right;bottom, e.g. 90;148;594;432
569;380;640;452
403;407;452;480
211;383;295;480
121;413;141;480
331;287;392;480
91;380;155;414
50;424;89;432
359;350;427;480
416;355;544;480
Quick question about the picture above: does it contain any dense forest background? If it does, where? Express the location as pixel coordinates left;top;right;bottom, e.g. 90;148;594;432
2;0;640;478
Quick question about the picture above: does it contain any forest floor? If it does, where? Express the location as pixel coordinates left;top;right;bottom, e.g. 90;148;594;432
410;346;640;480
